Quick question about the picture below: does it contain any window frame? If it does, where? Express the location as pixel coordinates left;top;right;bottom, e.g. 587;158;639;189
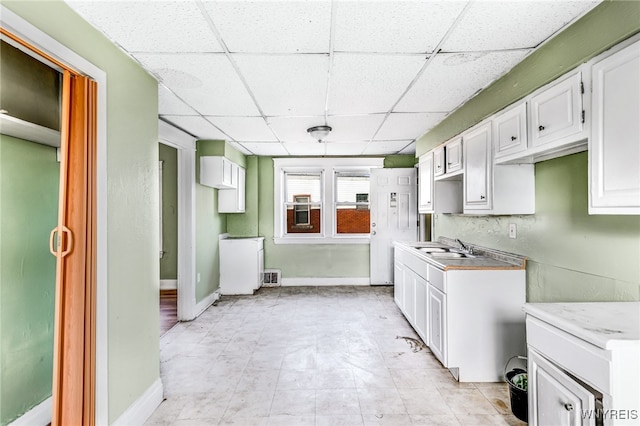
273;157;384;245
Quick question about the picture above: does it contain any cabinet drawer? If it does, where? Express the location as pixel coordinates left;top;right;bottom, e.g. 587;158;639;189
404;252;428;280
428;265;445;292
526;316;611;393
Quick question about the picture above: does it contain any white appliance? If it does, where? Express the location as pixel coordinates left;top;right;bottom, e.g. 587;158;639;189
219;237;264;295
370;168;418;285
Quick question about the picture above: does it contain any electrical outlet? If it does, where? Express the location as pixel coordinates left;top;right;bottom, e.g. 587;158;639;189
197;273;201;283
509;223;517;239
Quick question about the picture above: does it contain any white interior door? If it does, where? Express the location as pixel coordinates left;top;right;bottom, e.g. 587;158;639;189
370;168;417;285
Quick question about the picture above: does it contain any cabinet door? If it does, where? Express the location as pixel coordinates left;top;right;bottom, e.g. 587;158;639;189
428;285;446;366
418;153;434;213
403;270;416;323
218;166;246;213
394;261;404;309
463;122;492;210
529;349;596;426
445;137;463;174
237;166;246;212
414;275;428;344
494;102;528;161
590;38;640;214
433;146;445;177
530;71;584;148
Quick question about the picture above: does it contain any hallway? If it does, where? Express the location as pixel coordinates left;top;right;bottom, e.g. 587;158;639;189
146;286;523;425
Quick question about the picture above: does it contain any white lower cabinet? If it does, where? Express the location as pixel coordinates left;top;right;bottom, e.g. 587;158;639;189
428;285;446;365
529;348;596;426
393;243;526;381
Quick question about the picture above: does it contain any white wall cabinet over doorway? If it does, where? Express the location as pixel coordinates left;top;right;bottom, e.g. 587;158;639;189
589;36;640;215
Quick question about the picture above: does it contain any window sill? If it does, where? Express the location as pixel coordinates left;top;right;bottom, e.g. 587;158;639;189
274;236;371;245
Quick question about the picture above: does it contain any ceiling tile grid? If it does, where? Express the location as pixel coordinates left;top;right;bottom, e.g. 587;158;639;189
64;0;603;157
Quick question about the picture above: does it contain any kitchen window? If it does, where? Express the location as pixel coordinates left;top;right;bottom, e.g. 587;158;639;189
273;157;383;244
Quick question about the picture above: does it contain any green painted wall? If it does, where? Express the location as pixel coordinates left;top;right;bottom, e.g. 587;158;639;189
195;140;228;301
418;0;640;303
0;136;58;425
3;1;161;422
159;144;178;280
416;0;640;156
435;153;640;301
197;140;247;168
383;154;416;168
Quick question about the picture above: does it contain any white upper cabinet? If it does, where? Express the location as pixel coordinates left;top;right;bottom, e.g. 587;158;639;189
200;156;236;189
530;70;587;152
219;165;246;213
589;36;640;215
443;137;463;175
463;122;492;210
419;151;462;214
494;102;528;162
433;146;445;177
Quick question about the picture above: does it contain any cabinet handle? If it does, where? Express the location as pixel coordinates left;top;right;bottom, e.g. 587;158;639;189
437;165;442;169
564;403;574;412
538;125;545;131
447;162;453;165
510;136;517;141
480;195;486;200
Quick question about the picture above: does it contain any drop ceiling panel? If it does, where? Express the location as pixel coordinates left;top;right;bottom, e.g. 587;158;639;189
398;143;416;155
324;142;370;156
329;53;426;114
363;140;413;155
161;115;228;140
237;142;289;156
324;114;387;142
443;1;600;51
334;1;466;53
202;0;331;53
67;1;223;53
228;142;253;156
395;50;530;113
375;113;448;141
267;116;325;142
206;116;277;142
283;142;327;156
158;85;197;115
234;55;329;116
135;53;259;116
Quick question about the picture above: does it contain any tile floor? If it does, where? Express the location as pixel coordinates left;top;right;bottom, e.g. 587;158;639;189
146;286;526;426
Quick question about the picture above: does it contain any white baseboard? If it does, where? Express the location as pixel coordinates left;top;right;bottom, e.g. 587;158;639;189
112;378;163;426
193;288;221;318
281;277;370;286
160;279;177;290
8;397;51;426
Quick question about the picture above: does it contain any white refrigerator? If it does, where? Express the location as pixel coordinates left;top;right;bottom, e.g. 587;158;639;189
219;237;264;295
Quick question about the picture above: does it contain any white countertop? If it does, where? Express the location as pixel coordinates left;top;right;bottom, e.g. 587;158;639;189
524;302;640;349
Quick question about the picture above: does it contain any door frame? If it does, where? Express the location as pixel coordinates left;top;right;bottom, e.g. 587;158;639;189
0;6;109;424
158;120;197;320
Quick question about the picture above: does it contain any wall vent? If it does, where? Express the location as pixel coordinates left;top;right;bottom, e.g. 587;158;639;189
262;269;281;287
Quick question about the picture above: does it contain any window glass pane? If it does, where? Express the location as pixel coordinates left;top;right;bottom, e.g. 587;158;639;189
286;203;321;234
336;174;370;234
335;175;369;203
336;205;370;234
286;173;321;203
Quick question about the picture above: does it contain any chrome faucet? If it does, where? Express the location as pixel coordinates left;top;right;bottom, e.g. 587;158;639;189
456;239;473;255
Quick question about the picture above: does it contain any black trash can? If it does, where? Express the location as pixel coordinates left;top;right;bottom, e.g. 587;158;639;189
505;356;528;422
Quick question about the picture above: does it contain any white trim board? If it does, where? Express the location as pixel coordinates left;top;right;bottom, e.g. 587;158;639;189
8;397;51;426
111;379;163;426
160;279;177;290
194;289;221;318
281;277;370;286
0;6;109;425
